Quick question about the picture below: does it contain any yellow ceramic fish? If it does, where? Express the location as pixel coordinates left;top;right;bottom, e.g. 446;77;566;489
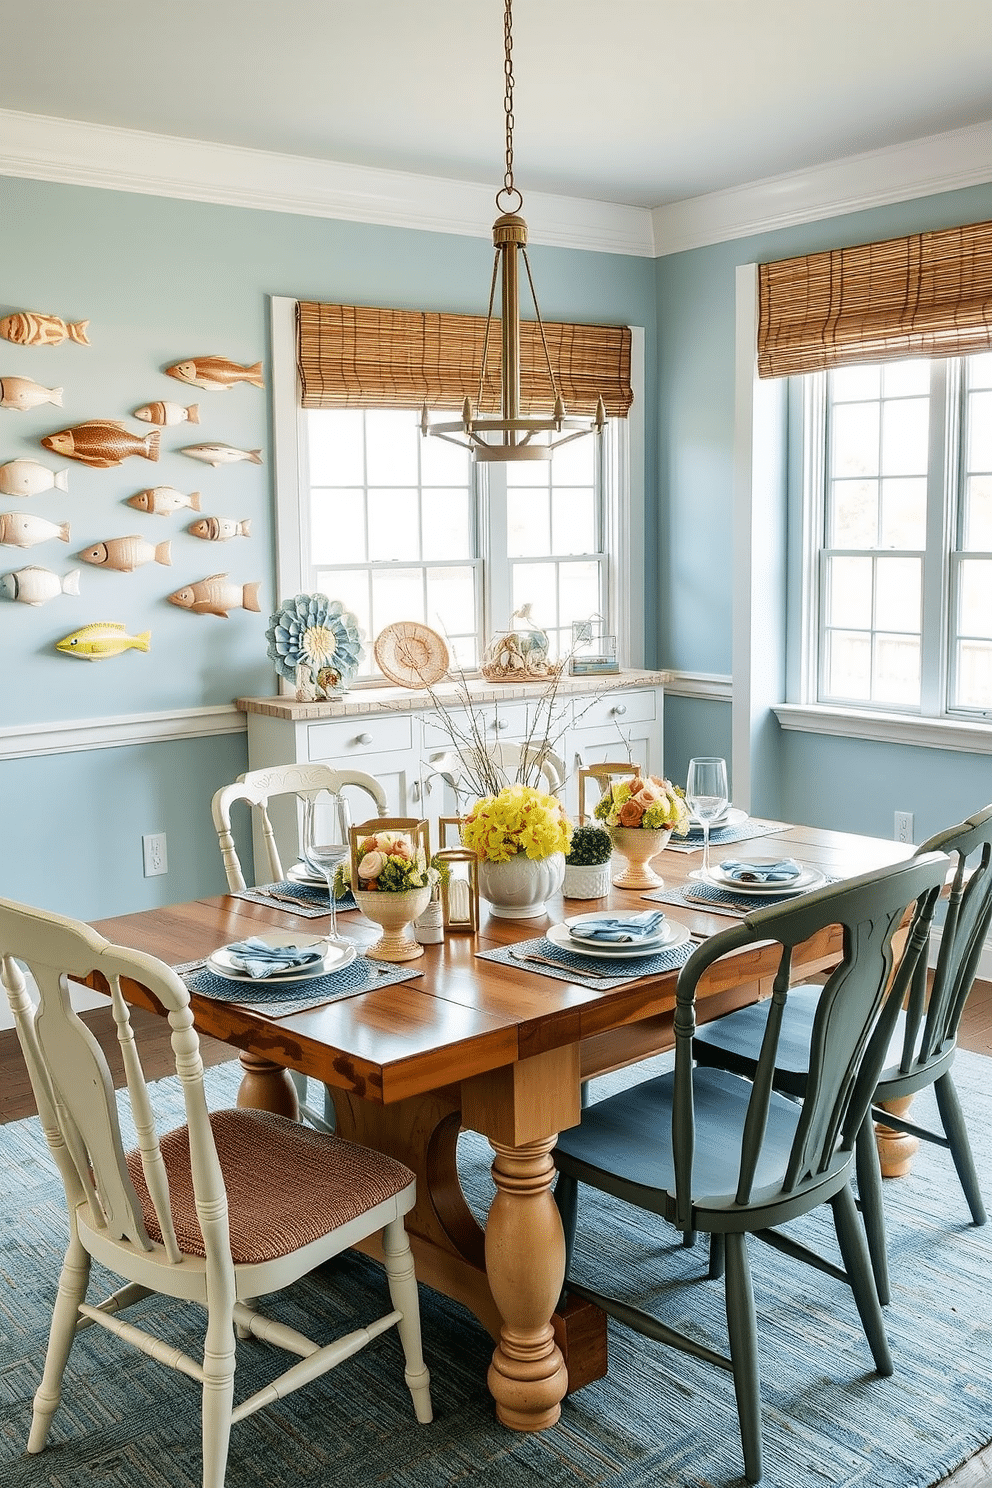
55;622;151;661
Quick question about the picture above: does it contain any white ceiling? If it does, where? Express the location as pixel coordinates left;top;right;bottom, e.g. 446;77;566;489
3;0;992;210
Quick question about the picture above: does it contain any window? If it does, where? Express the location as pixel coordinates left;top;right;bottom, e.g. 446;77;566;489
802;351;992;719
303;406;615;676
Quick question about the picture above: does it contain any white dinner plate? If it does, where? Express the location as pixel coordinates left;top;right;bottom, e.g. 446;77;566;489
697;858;825;896
686;806;748;833
547;920;690;960
564;910;672;951
206;933;356;983
286;861;328;887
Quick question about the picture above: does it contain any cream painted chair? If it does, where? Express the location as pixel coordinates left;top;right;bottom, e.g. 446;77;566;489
0;898;432;1488
211;762;388;893
428;740;565;809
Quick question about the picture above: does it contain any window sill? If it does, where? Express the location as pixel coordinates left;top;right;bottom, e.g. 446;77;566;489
774;703;992;755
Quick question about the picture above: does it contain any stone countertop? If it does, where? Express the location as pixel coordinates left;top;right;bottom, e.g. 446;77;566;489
237;668;670;721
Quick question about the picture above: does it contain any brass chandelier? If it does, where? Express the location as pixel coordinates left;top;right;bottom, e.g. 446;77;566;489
422;0;606;462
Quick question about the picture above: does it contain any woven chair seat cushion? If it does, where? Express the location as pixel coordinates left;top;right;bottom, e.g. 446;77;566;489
126;1108;415;1265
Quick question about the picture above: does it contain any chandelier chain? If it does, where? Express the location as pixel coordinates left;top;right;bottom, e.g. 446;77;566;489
503;0;515;198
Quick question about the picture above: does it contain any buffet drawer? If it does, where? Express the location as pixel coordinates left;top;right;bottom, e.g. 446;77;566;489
308;715;414;759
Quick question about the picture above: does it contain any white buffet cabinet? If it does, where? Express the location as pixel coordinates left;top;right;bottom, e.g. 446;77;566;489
236;670;668;873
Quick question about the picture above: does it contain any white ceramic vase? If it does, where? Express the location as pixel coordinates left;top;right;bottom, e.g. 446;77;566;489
562;860;613;900
352;885;433;960
607;827;672;889
477;852;565;919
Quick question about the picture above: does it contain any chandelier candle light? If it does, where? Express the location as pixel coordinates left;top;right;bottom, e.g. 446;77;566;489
422;0;605;462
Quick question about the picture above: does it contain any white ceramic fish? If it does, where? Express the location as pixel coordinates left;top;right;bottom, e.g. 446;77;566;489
0;566;80;605
55;622;150;661
0;511;70;547
167;573;262;617
187;516;252;541
78;536;172;572
180;443;263;467
0;459;70;497
126;487;201;516
0;376;63;411
133;401;200;426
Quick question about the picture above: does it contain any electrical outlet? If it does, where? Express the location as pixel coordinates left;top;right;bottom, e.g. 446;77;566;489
894;811;914;844
142;832;168;877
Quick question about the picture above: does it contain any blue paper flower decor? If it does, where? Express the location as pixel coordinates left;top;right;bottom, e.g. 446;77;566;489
265;593;365;694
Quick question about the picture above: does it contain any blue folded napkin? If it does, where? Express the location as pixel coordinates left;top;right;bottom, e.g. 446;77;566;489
569;910;667;943
718;858;801;884
225;938;324;979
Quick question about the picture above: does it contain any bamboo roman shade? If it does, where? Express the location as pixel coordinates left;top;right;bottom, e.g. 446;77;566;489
297;302;633;416
757;219;992;378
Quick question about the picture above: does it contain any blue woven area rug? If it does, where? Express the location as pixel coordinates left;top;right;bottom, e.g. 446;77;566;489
1;1050;991;1487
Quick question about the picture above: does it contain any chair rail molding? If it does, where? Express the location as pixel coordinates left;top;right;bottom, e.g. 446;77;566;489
0;705;246;761
663;671;733;702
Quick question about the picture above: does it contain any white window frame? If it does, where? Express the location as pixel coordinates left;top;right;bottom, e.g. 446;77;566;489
269;296;645;687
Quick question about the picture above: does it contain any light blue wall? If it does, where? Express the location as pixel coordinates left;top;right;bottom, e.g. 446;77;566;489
0;173;657;919
659;181;992;830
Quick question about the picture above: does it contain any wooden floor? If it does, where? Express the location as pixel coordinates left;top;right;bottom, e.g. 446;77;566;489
3;982;991;1486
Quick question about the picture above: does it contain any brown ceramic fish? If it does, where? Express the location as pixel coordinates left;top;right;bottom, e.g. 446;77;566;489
187;516;252;541
41;421;160;468
127;487;201;515
167;573;261;618
165;356;265;391
0;312;90;347
78;536;172;572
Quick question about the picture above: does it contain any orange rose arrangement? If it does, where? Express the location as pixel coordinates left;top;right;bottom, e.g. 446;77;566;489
594;774;690;834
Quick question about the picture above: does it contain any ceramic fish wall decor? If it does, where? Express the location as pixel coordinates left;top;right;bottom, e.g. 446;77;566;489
42;420;160;468
133;400;199;426
126;486;201;515
0;459;69;497
187;516;251;541
0;511;70;547
79;536;172;571
167;573;261;617
56;622;150;660
180;443;262;467
0;565;80;605
0;311;89;347
0;377;63;411
165;356;264;391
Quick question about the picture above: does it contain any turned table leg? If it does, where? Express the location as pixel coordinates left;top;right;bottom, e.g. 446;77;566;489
874;1095;920;1177
236;1053;299;1118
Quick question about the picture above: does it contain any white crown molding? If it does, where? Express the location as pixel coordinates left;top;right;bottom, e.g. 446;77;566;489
775;703;992;756
0;704;246;762
0;107;655;258
652;120;992;257
663;671;733;702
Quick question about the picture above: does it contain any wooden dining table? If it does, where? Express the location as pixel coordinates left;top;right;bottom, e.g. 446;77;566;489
91;820;913;1434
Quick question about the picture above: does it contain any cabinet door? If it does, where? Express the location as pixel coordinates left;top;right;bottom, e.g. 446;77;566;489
564;724;656;821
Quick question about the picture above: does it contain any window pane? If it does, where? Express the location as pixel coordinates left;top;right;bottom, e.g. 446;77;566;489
963;476;992;550
506;463;550;488
830;365;880;401
958;559;992;635
831;403;879;477
551;436;595;484
315;569;369;636
880;478;927;550
830;480;878;548
874;635;921;705
552;489;595;554
422;489;471;559
421;432;471;485
881;398;929;475
558;561;602;635
426;565;476;635
368;489;419;560
511;565;556;626
508;486;550;557
956;640;992;708
826;556;872;628
366;410;419;484
882;360;930;396
308;409;364;484
967;390;992;471
969;352;992;391
826;632;871;698
875;557;921;631
370;568;424;631
311;490;365;564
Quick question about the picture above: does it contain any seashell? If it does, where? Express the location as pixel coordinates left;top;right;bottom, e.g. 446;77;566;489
165;356;264;390
0;312;89;347
133;400;199;426
55;622;150;661
126;486;201;515
187;516;251;541
0;459;69;497
167;573;261;618
78;536;171;572
0;511;70;547
0;376;63;411
0;566;80;605
180;443;263;467
41;420;160;468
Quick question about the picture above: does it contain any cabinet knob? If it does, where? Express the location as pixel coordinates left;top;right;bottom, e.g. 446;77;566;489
610;704;627;716
355;732;373;746
494;718;509;730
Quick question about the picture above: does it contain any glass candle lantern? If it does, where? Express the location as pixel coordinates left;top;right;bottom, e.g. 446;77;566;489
437;847;480;933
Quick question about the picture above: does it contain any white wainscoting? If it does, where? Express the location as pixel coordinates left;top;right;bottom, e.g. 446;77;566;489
0;705;246;761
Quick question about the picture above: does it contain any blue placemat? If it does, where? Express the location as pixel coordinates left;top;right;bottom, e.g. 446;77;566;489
665;817;789;854
475;934;696;989
232;881;358;918
642;877;838;918
173;955;420;1016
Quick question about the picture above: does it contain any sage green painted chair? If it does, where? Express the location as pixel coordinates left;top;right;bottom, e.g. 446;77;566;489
553;852;948;1487
693;805;992;1306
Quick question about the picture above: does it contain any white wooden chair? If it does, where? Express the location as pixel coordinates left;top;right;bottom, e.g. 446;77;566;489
211;762;388;893
427;741;565;807
0;897;432;1488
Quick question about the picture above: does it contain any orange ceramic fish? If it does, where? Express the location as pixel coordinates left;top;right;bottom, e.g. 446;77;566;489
79;536;172;572
187;516;252;541
0;311;90;347
167;573;261;618
41;421;160;468
165;356;265;391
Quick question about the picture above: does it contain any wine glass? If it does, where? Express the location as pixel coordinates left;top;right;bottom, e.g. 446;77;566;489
686;757;729;878
302;792;352;946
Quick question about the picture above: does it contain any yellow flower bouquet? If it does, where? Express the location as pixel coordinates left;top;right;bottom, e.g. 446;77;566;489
461;784;573;863
594;774;690;835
